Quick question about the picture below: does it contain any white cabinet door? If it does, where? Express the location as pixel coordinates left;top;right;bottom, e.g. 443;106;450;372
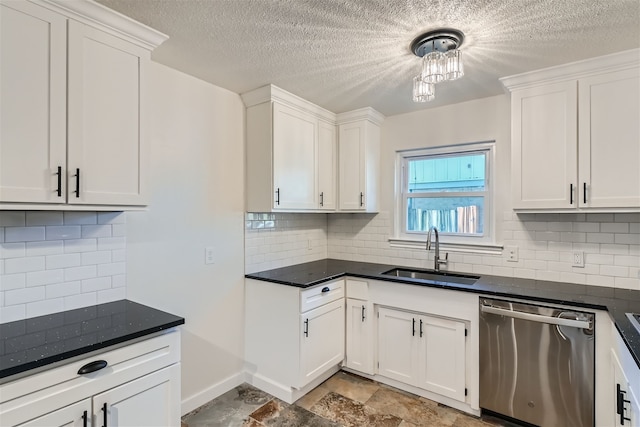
418;315;466;401
317;120;336;210
338;122;365;210
93;364;180;427
0;1;66;203
345;299;374;375
16;399;91;427
272;102;317;210
511;81;578;209
67;20;148;206
299;299;345;387
377;307;417;385
578;68;640;209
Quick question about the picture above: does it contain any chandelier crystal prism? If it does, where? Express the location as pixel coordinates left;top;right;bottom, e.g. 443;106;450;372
410;29;465;102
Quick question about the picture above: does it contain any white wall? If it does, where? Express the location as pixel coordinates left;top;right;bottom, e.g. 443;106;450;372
125;62;246;414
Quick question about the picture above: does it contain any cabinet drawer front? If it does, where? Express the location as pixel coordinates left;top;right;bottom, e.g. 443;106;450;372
300;280;344;312
0;330;179;425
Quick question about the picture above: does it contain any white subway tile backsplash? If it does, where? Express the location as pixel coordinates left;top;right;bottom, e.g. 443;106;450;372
64;265;97;282
26;269;64;287
615;234;640;245
5;257;45;274
98;237;126;251
82;277;111;292
615;277;640;290
600;265;629;278
26;240;64;256
5;227;45;242
602;223;629;233
46;226;81;240
0;211;25;226
0;211;126;323
26;298;64;318
63;212;97;225
26;211;64;226
1;273;26;291
5;286;45;305
1;242;26;259
46;281;81;299
46;253;82;270
64;239;97;253
98;287;126;304
81;225;112;238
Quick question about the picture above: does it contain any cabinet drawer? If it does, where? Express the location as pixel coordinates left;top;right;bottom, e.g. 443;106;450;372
0;330;180;426
300;280;344;313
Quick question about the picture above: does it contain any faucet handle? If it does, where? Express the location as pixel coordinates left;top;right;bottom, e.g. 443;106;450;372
437;252;449;266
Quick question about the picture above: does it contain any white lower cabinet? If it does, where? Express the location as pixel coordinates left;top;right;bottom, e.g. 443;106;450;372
0;331;181;427
245;278;345;403
377;307;467;402
610;320;640;427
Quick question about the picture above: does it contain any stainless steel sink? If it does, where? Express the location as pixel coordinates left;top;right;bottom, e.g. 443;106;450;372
381;268;480;285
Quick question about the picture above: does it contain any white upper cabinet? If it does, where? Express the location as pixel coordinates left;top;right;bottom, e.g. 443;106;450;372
242;85;383;213
0;0;167;209
503;49;640;212
337;108;383;212
0;1;67;204
243;85;337;212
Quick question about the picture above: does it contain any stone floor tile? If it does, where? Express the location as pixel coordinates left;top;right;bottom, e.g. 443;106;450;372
365;387;456;426
242;418;266;427
251;398;340;427
452;415;496;427
182;384;272;427
322;371;380;403
295;383;331;410
311;391;403;427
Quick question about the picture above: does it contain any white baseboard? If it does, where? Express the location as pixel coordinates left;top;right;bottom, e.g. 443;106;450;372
181;371;248;416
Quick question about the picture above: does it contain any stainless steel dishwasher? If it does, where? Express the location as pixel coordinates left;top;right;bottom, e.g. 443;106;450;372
479;298;595;427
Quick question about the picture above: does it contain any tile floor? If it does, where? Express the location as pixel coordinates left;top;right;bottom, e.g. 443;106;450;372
182;371;519;427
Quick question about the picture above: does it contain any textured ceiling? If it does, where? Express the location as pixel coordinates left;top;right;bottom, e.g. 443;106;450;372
97;0;640;116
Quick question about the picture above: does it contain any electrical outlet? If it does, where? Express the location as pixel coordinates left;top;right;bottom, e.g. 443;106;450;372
572;251;584;268
505;246;519;262
205;247;215;264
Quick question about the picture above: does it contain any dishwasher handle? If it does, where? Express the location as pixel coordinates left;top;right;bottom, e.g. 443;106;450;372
481;304;591;329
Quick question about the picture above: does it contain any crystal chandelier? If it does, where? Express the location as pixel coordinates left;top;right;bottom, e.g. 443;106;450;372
411;29;465;102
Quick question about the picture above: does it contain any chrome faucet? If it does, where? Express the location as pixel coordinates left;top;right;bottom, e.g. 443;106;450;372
426;226;448;271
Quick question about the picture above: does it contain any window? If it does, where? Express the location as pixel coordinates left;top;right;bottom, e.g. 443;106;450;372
396;142;494;246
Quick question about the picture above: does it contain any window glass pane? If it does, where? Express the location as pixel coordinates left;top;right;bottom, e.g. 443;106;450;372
407;153;485;193
407;196;484;234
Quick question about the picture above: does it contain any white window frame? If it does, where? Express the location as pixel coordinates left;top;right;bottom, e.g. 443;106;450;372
392;141;497;251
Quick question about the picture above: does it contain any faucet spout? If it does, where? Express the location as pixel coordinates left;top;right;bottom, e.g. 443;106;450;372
426;226;446;271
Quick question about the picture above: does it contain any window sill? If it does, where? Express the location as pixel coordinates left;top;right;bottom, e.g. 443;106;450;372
388;238;503;255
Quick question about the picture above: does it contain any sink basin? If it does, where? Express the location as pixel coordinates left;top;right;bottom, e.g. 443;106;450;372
381;268;480;285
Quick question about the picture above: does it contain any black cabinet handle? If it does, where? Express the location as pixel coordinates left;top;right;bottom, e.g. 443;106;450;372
275;188;280;205
420;319;423;337
77;360;108;375
321;286;330;293
82;410;88;427
412;318;416;336
102;402;108;427
617;384;632;425
74;168;80;198
320;191;324;207
583;182;587;204
361;305;365;322
570;183;573;205
360;192;364;207
304;319;309;337
55;166;62;197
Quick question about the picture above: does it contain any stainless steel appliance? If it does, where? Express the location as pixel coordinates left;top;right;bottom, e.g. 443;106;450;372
479;298;595;427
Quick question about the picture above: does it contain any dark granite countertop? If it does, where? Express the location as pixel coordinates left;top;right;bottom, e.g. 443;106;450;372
0;300;184;380
246;258;640;367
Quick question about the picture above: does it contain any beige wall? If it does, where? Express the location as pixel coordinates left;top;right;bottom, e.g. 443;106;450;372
125;62;246;414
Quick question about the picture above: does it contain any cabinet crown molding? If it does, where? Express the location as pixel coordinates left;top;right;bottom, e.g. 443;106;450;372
501;48;640;91
241;84;337;123
336;107;385;126
33;0;168;50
